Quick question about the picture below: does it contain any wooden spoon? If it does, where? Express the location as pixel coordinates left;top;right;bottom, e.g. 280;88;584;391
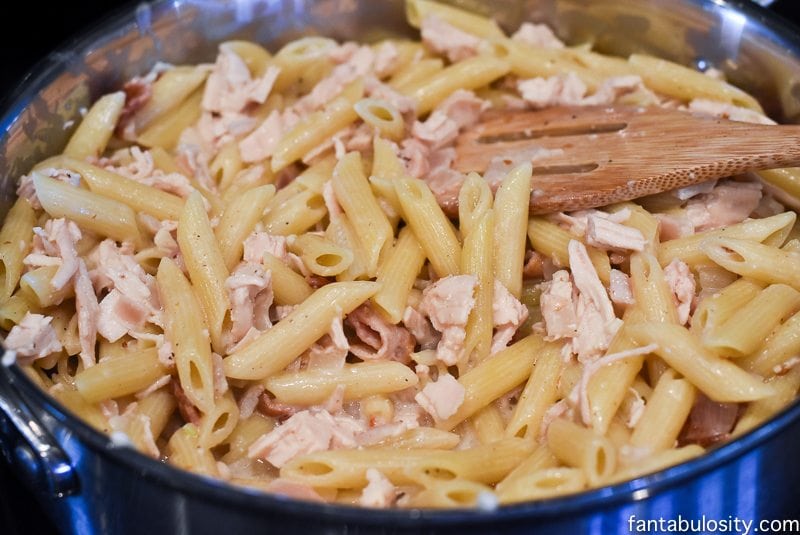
454;105;800;214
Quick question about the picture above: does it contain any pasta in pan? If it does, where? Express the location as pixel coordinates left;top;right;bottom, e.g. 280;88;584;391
2;0;799;509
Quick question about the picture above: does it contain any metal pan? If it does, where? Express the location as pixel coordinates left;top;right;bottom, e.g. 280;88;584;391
1;1;799;533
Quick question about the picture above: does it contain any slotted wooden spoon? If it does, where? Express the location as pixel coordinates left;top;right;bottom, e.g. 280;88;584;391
455;105;800;214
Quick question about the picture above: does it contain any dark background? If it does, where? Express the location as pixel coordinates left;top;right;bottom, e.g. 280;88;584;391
0;0;799;533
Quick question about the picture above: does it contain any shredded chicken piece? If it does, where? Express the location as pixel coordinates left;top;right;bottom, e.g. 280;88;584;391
202;48;280;113
359;469;397;508
518;73;587;108
414;373;465;421
420;15;484;62
491;280;529;354
609;269;634;306
225;262;273;349
17;168;81;210
296;46;375;113
3;313;62;362
399;138;430;179
685;180;762;232
373;42;400;78
540;270;578;341
238;384;265;419
576;343;659;425
24;218;82;292
248;409;366;468
104;147;195;198
688;98;775;125
172;380;201;425
308;315;349;370
518;74;646;108
91;240;161;342
663;259;696;325
655;213;694;241
74;260;99;368
585;214;646;251
419;275;477;365
568;240;622;362
511;22;565;49
239;109;300;163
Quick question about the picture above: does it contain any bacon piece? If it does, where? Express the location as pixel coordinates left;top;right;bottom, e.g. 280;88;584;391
172;380;201;425
414;373;465;421
258;393;300;421
345;304;415;363
540;270;578;341
663;259;696;325
491;280;529;354
308;275;333;289
685;181;762;232
359;469;396;508
421;15;484;62
248;409;366;468
419;275;477;365
3;313;62;362
511;22;565;49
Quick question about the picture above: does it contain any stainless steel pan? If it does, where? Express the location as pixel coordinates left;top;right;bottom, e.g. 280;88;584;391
1;1;799;533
